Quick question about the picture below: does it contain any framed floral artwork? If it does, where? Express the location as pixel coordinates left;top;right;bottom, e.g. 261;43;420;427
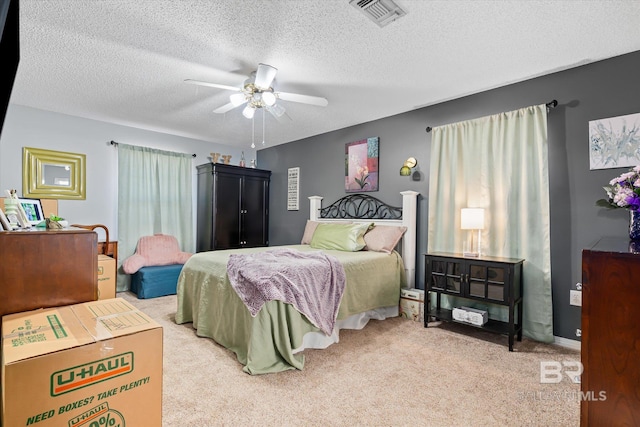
345;137;378;192
589;112;640;170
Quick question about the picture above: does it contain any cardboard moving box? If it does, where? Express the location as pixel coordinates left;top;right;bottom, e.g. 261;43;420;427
97;254;117;299
1;298;162;427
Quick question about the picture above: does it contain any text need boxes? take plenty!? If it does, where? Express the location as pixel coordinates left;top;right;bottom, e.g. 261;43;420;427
1;298;163;427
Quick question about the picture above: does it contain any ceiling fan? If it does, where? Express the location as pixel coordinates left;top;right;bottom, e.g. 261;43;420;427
185;63;329;120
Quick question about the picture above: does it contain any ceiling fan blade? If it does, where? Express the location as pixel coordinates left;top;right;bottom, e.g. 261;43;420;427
273;110;292;123
254;63;278;90
184;79;241;92
265;103;286;118
265;105;291;123
277;91;329;107
213;102;243;114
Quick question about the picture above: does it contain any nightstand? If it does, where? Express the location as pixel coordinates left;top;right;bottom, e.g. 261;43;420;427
424;252;524;351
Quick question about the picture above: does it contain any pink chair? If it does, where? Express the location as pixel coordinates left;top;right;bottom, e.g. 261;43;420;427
123;234;192;274
123;234;193;299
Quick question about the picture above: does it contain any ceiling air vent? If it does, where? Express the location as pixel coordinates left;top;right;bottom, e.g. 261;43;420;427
349;0;407;27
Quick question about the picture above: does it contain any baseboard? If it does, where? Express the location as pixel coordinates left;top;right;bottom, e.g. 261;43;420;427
553;335;581;351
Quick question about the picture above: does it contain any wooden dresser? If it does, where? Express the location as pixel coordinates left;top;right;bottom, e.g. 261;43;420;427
0;227;98;318
581;237;640;426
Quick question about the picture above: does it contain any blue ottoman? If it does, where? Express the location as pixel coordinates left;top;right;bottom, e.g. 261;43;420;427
130;264;184;299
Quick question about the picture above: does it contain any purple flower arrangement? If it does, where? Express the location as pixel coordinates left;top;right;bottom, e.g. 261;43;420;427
597;165;640;211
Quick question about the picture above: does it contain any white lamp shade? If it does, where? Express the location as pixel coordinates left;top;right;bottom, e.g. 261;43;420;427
262;91;276;106
242;104;256;119
461;208;485;230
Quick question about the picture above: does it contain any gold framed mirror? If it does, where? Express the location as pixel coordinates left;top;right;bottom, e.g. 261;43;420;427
22;147;86;200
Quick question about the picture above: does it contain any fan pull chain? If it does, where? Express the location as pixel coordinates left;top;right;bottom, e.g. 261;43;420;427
251;115;255;149
262;109;266;146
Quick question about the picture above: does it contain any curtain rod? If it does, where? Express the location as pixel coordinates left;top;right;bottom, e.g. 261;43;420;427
110;140;196;157
425;99;558;133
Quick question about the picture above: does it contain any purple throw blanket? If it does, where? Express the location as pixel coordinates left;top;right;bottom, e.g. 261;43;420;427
226;248;346;335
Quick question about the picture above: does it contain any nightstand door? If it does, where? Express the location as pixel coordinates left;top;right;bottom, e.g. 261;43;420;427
428;257;463;295
467;262;508;302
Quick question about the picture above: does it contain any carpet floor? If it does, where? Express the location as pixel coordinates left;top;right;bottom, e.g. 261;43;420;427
120;292;580;427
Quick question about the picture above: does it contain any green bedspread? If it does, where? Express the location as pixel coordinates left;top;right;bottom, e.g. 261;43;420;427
175;245;406;374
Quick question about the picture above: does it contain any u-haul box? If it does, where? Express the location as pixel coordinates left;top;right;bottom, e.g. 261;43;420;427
1;298;162;427
97;254;117;300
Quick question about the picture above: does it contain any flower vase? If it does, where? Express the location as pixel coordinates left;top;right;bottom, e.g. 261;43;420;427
630;210;640;241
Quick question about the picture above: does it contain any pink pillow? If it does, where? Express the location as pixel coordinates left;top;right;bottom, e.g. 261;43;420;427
363;225;407;253
122;253;146;274
122;234;193;274
301;220;320;244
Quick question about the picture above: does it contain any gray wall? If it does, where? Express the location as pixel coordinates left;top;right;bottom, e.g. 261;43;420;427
259;50;640;341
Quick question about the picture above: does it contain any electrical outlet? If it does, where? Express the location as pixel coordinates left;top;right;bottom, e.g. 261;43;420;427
576;329;582;337
570;290;582;306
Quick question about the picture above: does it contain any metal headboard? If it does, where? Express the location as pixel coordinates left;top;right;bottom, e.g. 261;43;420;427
309;191;419;287
319;194;403;220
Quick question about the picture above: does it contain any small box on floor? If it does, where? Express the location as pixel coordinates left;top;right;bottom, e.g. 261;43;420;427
1;298;163;427
399;288;425;322
97;254;116;299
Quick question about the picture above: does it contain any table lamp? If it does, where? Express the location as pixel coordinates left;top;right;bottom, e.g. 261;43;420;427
461;208;484;257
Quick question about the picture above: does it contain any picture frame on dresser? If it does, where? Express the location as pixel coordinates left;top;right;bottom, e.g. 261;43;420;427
1;204;20;229
17;198;44;226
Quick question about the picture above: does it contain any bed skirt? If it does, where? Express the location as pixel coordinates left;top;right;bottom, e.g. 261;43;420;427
295;305;399;353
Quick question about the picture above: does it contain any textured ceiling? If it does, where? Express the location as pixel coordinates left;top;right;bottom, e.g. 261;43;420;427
10;0;640;150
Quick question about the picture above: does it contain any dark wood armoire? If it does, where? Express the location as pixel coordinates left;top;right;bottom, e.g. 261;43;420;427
581;237;640;426
196;163;271;252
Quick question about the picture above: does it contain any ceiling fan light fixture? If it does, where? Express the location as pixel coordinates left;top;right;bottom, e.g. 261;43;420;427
254;63;278;89
229;93;246;106
242;104;256;119
262;91;276;106
267;103;286;117
188;62;326;121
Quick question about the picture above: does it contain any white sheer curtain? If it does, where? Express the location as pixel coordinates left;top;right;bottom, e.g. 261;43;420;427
428;104;553;343
117;144;194;291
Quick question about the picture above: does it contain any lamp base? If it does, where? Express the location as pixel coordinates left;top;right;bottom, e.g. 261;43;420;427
462;228;482;258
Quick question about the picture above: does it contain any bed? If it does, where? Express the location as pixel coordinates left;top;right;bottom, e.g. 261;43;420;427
175;191;419;374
